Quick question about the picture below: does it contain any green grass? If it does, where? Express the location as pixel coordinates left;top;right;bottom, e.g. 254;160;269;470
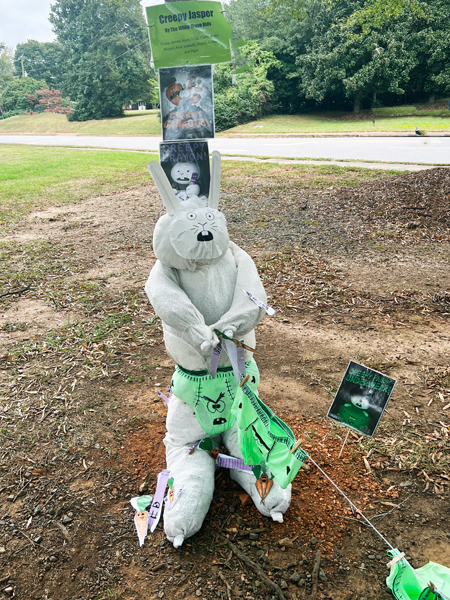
0;111;161;136
1;145;405;231
221;159;405;190
0;145;158;226
224;105;450;135
0;102;449;136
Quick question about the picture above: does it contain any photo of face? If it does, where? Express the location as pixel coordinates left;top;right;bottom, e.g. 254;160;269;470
189;93;201;105
327;361;396;438
166;82;183;106
170;162;200;186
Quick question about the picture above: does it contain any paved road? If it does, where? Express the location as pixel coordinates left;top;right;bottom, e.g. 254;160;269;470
1;134;450;164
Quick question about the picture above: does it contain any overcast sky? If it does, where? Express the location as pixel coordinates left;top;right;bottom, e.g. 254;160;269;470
0;0;163;50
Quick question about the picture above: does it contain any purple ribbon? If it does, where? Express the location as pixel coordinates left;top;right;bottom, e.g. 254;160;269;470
148;469;170;533
157;390;170;405
216;453;254;473
210;339;222;378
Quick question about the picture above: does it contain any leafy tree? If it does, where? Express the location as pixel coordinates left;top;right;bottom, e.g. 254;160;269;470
226;0;323;112
345;0;425;32
297;0;425;112
0;43;14;102
24;88;71;115
14;40;65;89
214;41;281;130
1;77;46;113
420;0;450;97
50;0;154;121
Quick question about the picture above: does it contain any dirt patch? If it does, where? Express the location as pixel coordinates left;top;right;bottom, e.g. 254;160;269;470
1;164;450;600
0;298;73;350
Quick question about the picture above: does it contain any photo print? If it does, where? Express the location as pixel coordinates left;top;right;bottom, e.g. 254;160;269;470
159;141;210;205
327;361;396;437
159;64;215;141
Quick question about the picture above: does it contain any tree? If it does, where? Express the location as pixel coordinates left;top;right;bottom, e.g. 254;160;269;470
214;41;281;130
0;77;46;113
0;43;14;102
296;0;424;112
226;0;322;112
50;0;154;121
420;0;450;97
14;40;65;89
24;88;71;115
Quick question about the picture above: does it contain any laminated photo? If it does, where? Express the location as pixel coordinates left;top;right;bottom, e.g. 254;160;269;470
327;361;396;437
159;65;215;141
159;141;210;205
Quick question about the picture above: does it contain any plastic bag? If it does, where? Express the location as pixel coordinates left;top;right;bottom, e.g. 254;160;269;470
386;549;450;600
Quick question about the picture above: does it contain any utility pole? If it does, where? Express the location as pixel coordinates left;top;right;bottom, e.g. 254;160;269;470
19;55;25;77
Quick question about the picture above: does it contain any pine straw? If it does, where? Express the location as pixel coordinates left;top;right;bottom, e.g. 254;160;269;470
254;247;450;318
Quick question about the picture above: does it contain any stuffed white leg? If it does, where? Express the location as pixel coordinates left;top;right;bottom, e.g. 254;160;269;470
163;394;217;545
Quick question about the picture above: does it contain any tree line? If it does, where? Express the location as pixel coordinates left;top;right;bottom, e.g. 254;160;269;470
1;0;449;125
0;0;156;121
214;0;450;129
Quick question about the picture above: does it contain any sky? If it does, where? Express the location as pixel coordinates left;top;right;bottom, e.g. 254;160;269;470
0;0;161;50
0;0;55;49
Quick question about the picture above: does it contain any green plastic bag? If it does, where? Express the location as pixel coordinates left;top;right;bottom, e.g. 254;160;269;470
386;549;450;600
231;383;308;489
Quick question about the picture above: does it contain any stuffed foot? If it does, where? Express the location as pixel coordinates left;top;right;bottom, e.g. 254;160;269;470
270;512;283;523
222;424;292;520
173;534;184;548
230;468;291;518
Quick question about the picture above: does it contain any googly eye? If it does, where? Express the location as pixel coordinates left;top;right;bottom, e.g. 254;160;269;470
206;212;215;221
187;212;197;220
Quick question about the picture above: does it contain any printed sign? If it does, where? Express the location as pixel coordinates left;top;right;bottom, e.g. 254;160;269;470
160;140;210;204
145;1;233;70
327;361;396;437
159;64;214;141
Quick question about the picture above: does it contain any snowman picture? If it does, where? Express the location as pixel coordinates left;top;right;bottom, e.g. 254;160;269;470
170;161;206;205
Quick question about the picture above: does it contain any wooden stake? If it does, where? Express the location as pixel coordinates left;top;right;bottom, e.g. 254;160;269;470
338;429;350;459
311;549;321;596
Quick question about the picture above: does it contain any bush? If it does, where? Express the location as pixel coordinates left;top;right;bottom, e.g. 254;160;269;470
1;77;46;113
213;42;281;131
214;94;240;131
0;109;27;120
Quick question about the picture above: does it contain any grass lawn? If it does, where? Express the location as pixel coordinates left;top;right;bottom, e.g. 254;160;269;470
0;145;404;230
0;111;162;136
0;103;449;136
0;145;158;227
225;105;450;135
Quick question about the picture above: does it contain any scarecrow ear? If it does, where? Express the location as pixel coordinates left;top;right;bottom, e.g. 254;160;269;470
208;151;221;209
147;161;181;216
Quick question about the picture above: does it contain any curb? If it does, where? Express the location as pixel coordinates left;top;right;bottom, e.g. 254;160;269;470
220;156;443;171
217;132;450;138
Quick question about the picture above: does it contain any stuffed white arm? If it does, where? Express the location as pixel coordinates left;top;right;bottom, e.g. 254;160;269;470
211;241;266;338
145;261;218;351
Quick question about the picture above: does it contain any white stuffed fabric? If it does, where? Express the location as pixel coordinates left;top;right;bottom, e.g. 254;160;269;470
145;152;291;546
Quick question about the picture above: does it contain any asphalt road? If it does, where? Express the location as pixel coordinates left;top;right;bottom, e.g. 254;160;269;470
1;134;449;164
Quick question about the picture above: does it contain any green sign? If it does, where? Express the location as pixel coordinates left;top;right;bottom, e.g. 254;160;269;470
145;1;233;70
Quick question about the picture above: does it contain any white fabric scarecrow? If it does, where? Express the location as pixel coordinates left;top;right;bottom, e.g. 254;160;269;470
145;152;291;548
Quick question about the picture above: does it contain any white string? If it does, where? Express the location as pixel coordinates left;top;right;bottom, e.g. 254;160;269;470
307;455;394;550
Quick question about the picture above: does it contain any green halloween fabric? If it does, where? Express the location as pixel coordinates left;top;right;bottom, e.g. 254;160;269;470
171;361;260;436
386;549;450;600
231;383;308;489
